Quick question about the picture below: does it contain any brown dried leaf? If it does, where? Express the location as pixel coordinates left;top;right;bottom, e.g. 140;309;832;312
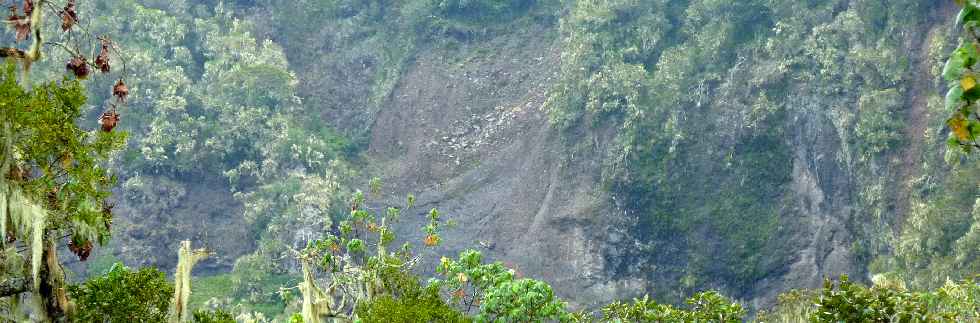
423;234;440;247
22;0;32;16
66;55;89;79
68;239;92;261
113;79;128;102
99;110;119;132
13;19;28;41
8;9;30;42
59;0;76;31
95;40;110;73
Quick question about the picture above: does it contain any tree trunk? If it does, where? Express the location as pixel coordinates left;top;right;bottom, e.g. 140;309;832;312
38;237;70;321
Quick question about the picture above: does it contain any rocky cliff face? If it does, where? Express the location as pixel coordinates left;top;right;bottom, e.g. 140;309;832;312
360;1;958;308
366;28;643;307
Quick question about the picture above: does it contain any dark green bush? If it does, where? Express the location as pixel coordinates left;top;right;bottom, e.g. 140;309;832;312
68;264;173;322
435;0;533;19
354;260;469;323
813;275;928;322
192;309;237;323
595;292;743;323
810;275;980;323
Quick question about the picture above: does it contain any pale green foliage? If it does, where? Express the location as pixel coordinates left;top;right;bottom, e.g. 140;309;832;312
885;186;980;289
369;177;382;196
118;5;303;174
545;0;666;129
54;3;353;306
854;89;905;159
756;276;980;322
860;0;980;296
586;292;744;323
432;249;571;322
192;308;236;323
235;311;271;323
27;206;43;291
754;290;813;323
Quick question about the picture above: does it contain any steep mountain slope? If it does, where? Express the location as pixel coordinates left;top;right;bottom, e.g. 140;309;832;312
79;0;979;313
366;29;641;306
351;0;962;308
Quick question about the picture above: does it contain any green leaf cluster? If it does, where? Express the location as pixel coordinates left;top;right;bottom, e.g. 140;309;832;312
945;1;980;151
192;308;236;323
354;262;468;323
67;264;173;322
0;64;126;247
432;250;571;322
942;1;980;151
591;292;743;323
802;275;980;323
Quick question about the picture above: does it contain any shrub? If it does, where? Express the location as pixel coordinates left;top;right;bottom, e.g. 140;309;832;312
192;309;236;323
68;264;173;322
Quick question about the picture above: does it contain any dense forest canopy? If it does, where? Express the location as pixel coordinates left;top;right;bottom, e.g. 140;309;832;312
0;0;979;321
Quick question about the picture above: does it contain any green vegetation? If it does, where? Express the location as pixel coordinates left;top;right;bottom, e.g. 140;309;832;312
944;0;980;151
758;275;980;323
1;0;979;321
68;264;173;322
590;292;744;323
869;0;980;293
433;250;571;322
0;62;126;319
542;0;933;299
192;309;236;323
354;268;468;323
60;0;355;289
287;188;453;321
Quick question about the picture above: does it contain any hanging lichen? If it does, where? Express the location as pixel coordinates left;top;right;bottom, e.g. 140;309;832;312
2;187;49;320
4;187;48;290
1;123;10;245
28;208;43;290
0;180;8;245
0;122;49;319
168;240;210;323
300;256;335;323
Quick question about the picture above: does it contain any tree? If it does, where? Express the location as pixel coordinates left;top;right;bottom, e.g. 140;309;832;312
0;0;129;320
0;68;125;319
288;184;453;322
67;264;173;322
431;250;571;322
